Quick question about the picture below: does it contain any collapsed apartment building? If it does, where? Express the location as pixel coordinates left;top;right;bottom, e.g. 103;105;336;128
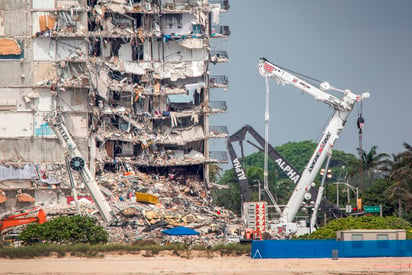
0;0;232;241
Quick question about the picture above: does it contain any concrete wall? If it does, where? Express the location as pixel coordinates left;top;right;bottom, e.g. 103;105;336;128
0;138;88;162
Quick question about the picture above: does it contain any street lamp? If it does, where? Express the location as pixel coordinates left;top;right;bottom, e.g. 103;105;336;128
320;168;334;205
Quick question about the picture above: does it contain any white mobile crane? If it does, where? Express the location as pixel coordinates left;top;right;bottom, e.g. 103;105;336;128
47;113;116;223
258;58;370;234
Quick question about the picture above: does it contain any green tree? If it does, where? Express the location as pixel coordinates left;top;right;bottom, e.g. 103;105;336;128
347;145;389;190
385;142;412;219
208;163;223;183
211;169;241;215
361;178;394;216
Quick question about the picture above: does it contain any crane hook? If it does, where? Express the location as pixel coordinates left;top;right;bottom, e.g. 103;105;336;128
357;114;364;134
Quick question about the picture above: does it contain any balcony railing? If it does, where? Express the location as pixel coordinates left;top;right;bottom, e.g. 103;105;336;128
209;151;228;162
209;0;230;12
210;50;228;64
209;101;227;112
211;25;231;37
209;126;229;137
209;75;228;88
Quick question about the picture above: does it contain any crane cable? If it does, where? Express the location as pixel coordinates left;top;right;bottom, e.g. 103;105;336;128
357;100;365;173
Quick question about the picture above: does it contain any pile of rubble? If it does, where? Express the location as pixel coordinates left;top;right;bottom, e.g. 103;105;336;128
40;169;243;246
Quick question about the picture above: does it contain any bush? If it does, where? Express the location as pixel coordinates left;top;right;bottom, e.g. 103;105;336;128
0;242;252;259
298;216;412;239
19;215;108;245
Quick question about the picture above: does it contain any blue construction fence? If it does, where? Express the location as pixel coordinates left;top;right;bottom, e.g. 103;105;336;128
251;240;412;259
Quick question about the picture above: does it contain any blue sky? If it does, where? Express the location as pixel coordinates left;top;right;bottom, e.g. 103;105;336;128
210;0;412;168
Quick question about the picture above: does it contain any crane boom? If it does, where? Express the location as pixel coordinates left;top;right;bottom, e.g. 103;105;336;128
258;58;370;226
48;113;115;223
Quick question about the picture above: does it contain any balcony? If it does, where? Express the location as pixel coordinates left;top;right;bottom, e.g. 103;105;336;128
161;1;198;12
209;101;227;112
209;75;228;88
210;51;228;64
209;0;230;12
208;151;228;163
211;25;231;38
209;126;229;138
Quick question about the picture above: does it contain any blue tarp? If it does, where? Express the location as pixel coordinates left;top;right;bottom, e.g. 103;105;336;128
162;226;200;236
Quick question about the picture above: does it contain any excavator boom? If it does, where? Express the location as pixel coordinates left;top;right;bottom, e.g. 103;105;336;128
0;209;47;232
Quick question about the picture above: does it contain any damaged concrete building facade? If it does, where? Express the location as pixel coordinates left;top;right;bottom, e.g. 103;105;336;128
0;0;230;215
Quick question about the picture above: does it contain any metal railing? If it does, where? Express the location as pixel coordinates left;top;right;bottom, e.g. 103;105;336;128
209;151;228;162
209;125;229;135
210;51;228;63
209;75;229;87
211;25;231;36
209;101;227;111
209;0;230;11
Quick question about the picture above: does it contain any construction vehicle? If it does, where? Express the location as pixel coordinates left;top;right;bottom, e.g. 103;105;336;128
47;113;116;223
257;58;370;235
0;208;47;233
227;125;300;212
227;125;345;235
228;58;369;236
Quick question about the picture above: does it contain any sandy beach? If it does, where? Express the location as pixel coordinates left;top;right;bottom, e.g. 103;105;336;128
1;254;412;274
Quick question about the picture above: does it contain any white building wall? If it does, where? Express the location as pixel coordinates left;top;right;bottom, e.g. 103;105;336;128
119;43;132;61
0;112;33;137
161;13;197;36
4;10;28;36
34;38;87;61
33;38;56;61
0;11;4;35
32;0;55;10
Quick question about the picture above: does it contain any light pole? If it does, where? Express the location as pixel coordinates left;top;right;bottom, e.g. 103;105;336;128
253;180;262;201
334;181;358;210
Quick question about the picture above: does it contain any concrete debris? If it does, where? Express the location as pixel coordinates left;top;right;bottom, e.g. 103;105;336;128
210;55;228;64
26;169;245;245
0;0;232;246
16;193;35;203
0;190;6;204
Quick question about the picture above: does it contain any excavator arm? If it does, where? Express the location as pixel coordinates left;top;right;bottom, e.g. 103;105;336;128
0;209;47;233
227;124;344;223
227;125;302;215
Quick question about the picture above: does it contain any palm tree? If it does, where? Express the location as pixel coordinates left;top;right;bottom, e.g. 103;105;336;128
246;166;264;202
347;145;390;189
384;142;412;217
208;163;223;183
